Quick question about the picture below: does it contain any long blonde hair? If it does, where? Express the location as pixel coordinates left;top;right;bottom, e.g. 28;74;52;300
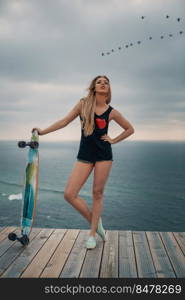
81;75;111;136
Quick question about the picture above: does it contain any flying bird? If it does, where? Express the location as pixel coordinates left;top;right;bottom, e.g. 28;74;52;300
101;14;184;57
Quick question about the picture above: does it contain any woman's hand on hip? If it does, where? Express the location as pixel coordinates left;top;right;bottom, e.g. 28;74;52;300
100;134;114;144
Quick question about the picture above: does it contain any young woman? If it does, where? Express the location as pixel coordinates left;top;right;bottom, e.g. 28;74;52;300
32;75;134;249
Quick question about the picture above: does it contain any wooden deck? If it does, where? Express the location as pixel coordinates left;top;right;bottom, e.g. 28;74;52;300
0;227;184;278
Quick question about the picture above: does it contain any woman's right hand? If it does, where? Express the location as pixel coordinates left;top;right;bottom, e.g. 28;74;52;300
32;128;44;135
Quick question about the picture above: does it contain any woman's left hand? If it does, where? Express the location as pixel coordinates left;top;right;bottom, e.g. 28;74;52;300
100;134;114;144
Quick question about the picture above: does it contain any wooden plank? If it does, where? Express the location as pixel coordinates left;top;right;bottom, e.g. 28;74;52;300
0;227;16;243
60;230;87;278
0;228;41;277
159;232;185;278
0;227;5;233
100;230;118;278
146;231;176;278
133;231;157;278
173;232;185;256
0;228;24;258
0;228;184;279
80;234;104;278
40;229;79;278
118;230;137;278
0;227;8;236
1;228;52;278
21;229;66;278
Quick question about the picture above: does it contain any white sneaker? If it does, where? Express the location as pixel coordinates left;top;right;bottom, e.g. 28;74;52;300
86;236;96;249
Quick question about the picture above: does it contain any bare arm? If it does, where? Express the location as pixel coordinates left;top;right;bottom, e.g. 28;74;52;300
111;109;135;144
32;100;82;135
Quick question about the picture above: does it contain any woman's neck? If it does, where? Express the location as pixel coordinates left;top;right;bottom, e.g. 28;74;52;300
95;94;107;107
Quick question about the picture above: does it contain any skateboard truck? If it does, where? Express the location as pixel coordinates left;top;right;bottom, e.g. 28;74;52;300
8;232;30;246
18;140;39;149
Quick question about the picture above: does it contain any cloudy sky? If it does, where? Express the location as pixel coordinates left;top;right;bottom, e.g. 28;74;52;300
0;0;184;141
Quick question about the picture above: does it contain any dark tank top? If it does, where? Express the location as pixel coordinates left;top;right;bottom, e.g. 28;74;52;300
77;105;114;162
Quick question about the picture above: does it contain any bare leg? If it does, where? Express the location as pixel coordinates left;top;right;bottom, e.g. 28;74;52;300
68;195;92;223
64;161;94;222
89;161;113;236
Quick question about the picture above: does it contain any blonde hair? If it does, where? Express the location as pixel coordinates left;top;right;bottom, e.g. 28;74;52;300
81;75;111;136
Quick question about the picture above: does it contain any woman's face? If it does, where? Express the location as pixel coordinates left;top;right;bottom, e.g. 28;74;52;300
95;77;110;95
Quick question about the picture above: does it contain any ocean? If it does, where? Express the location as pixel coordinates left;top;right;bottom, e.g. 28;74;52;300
0;140;184;232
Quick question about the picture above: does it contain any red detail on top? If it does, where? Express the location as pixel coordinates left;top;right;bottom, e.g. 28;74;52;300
95;118;106;129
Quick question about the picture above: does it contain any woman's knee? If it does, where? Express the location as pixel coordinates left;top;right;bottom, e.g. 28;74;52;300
92;187;104;200
64;189;76;202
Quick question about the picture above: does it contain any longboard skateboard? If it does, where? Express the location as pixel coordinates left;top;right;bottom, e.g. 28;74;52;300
8;130;39;246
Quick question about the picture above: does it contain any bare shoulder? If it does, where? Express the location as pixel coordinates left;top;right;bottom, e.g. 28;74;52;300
109;108;121;121
79;97;85;114
62;98;84;126
71;98;84;114
109;108;134;131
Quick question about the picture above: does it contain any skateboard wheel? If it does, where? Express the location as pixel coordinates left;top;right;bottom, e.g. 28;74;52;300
8;232;17;241
20;235;29;246
30;141;39;149
18;141;26;148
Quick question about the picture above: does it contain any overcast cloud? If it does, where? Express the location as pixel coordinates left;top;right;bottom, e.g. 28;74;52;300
0;0;184;141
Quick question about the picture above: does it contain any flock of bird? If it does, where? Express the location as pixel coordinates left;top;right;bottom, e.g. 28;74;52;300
101;15;184;56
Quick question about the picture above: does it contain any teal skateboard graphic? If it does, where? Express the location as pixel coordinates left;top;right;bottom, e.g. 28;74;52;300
8;130;39;246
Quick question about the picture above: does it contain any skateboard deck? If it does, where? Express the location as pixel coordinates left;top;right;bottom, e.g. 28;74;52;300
8;130;39;245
